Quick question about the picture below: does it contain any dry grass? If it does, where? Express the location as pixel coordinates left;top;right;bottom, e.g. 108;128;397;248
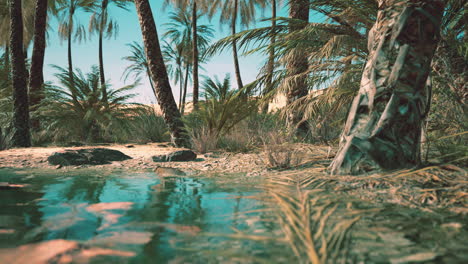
258;145;468;263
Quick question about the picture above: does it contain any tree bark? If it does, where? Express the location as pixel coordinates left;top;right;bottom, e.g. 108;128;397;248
178;64;183;111
329;0;445;175
29;0;48;130
192;0;199;108
262;0;276;113
67;11;74;91
4;45;10;80
134;0;190;148
99;0;108;103
10;0;31;147
181;63;189;115
232;0;244;89
286;0;309;135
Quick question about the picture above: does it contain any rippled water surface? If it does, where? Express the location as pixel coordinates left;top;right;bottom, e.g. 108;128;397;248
0;169;287;263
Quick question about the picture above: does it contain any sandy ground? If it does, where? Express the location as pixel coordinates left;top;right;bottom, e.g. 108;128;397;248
0;143;272;176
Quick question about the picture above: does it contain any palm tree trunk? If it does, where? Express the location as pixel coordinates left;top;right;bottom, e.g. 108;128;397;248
286;0;309;135
181;63;189;115
67;12;74;90
99;0;108;103
179;65;183;111
10;0;31;147
134;0;190;148
192;0;199;108
329;0;445;175
4;45;10;80
29;0;48;130
232;0;243;89
262;0;276;113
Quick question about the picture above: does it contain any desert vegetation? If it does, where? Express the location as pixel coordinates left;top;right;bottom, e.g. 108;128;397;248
0;0;466;263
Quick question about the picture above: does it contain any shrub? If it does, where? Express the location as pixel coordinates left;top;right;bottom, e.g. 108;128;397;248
36;66;142;143
127;106;170;143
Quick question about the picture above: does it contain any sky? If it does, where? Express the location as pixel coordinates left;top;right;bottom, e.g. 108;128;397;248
42;1;291;104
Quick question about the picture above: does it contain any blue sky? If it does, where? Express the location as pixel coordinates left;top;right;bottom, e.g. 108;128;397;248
42;1;291;104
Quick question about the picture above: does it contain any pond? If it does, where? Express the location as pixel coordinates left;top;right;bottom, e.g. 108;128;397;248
0;169;290;263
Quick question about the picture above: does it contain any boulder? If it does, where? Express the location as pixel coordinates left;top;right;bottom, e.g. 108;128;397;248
151;150;197;162
48;148;132;166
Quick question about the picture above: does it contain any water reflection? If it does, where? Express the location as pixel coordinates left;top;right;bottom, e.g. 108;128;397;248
0;170;281;263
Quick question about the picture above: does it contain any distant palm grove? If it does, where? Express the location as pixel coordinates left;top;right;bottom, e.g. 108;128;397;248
0;0;466;174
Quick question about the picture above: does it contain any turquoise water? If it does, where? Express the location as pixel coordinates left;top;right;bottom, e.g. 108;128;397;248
0;169;288;263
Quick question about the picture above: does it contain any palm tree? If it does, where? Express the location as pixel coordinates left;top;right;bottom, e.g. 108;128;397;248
261;0;278;112
284;0;310;135
122;41;157;100
134;0;190;148
329;0;446;174
39;66;141;142
198;74;257;137
29;0;49;130
56;0;96;90
163;40;187;111
163;8;214;112
9;0;31;147
0;0;36;50
209;0;267;89
164;0;210;108
89;0;130;103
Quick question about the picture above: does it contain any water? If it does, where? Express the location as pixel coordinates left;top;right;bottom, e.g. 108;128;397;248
0;169;288;263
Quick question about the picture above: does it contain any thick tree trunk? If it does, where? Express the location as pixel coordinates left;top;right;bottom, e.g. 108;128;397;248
99;0;108;103
232;0;244;89
134;0;190;148
286;0;309;135
262;0;276;113
29;0;48;130
10;0;31;147
192;0;199;108
329;0;445;175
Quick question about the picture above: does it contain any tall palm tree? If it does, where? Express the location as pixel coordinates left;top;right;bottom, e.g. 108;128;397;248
89;0;130;103
210;0;267;89
330;0;446;174
9;0;31;147
163;40;187;111
164;0;209;108
163;7;214;112
29;0;49;130
134;0;190;148
261;0;281;113
285;0;309;135
56;0;95;90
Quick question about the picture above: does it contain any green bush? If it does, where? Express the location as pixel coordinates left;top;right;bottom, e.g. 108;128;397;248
36;66;142;143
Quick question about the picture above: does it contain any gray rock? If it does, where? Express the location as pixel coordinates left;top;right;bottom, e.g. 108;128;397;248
167;150;197;161
48;148;132;166
152;150;197;162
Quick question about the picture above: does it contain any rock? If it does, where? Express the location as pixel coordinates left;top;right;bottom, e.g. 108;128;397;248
154;166;186;177
152;150;197;162
47;148;132;166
